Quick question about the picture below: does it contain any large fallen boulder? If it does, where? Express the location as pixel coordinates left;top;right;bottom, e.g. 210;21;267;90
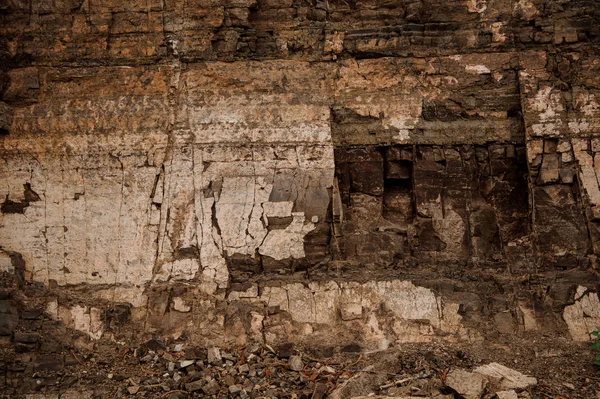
474;363;537;391
445;363;537;399
445;369;488;399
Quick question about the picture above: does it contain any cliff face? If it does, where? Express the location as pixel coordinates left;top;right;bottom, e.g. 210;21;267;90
0;0;600;351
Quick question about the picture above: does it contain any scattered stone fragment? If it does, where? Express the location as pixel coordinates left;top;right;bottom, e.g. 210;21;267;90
277;342;295;358
246;342;261;354
208;347;222;365
239;364;250;373
203;379;220;395
319;365;336;374
140;354;152;363
144;339;164;351
495;390;518;399
289;355;304;371
185;379;205;392
312;383;329;399
127;386;140;395
229;384;241;394
562;382;575;390
474;363;537;391
445;369;487;399
179;360;195;368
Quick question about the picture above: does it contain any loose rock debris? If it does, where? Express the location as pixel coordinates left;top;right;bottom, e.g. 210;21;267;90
3;335;598;399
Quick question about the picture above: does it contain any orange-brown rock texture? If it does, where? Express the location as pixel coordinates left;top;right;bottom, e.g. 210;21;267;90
1;0;600;371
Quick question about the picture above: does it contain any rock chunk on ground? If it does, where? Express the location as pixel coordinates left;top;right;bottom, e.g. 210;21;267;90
474;363;537;391
495;390;519;399
184;379;204;392
289;355;304;371
207;347;222;365
445;369;487;399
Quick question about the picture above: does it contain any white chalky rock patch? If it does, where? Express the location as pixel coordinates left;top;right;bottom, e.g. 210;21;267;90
529;86;564;123
249;280;463;342
259;213;315;260
68;305;104;340
465;65;491;74
215;176;317;261
345;97;421;135
0;251;13;273
172;297;192;312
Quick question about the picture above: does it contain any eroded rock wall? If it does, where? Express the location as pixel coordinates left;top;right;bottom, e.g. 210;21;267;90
1;0;600;350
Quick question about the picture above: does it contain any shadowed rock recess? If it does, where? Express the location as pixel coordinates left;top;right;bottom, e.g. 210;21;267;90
1;0;600;397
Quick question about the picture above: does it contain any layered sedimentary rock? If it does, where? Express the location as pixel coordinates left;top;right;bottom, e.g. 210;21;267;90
1;0;600;350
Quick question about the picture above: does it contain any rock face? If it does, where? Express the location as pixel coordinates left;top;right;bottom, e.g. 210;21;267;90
0;0;600;347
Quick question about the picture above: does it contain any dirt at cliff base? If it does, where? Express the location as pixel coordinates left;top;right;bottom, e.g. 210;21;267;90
2;327;600;399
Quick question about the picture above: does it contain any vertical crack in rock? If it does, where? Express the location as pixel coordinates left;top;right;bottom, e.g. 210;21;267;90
113;155;125;296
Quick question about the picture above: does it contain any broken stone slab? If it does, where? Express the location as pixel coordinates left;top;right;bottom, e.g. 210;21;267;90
202;379;220;395
474;363;537;391
495;390;518;399
179;360;195;368
127;386;140;395
445;369;487;399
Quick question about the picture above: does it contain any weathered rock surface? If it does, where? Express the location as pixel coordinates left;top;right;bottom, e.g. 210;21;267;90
474;363;537;391
1;0;600;379
563;285;600;341
446;369;487;399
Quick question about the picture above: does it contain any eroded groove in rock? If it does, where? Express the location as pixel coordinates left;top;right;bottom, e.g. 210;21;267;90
332;143;530;272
